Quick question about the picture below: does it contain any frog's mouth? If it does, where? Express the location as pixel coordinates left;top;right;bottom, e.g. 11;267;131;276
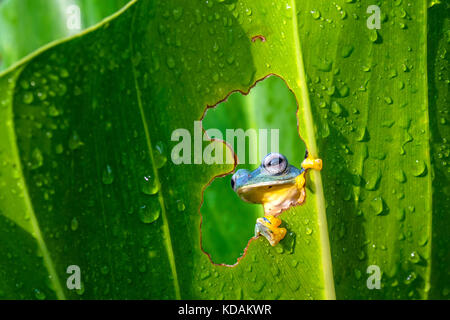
237;173;306;215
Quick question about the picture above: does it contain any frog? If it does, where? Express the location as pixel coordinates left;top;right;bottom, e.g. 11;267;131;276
231;151;322;246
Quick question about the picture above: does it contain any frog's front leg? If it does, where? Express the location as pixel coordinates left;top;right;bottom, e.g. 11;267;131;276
301;152;323;171
254;215;287;246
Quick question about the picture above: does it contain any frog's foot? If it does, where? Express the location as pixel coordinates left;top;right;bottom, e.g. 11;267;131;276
301;153;322;171
254;215;287;246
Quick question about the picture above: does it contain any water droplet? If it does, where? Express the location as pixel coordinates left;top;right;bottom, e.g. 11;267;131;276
172;7;183;20
22;92;34;104
418;235;428;247
411;159;426;177
176;200;185;212
311;9;321;20
409;251;421;264
68;131;84;150
396;208;406;221
167;57;176;69
138;204;161;224
55;144;64;154
341;45;354;58
404;272;417;285
71;217;79;231
331;101;343;115
36;91;47;101
358;251;366;260
101;265;109;275
200;270;211;280
370;196;384;215
34;288;46;300
48;105;60;117
226;55;235;65
384;96;393;105
357;127;369;142
315;60;333;72
29;148;44;170
60;68;69;78
141;175;159;195
369;30;379;43
365;168;381;191
394;169;406;183
388;69;398;79
102;165;114;185
154;142;167;169
338;85;350;97
212;42;219;52
194;9;202;24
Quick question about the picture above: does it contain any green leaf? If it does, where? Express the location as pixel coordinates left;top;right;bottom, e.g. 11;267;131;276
0;0;447;299
428;2;450;299
0;0;130;71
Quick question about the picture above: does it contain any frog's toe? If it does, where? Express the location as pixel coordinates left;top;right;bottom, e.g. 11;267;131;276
279;227;287;239
301;157;323;171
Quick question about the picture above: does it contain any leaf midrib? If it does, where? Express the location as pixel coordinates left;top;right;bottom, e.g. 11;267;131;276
291;0;336;300
129;0;181;300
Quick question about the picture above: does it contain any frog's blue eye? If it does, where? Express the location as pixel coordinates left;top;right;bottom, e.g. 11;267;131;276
262;153;288;175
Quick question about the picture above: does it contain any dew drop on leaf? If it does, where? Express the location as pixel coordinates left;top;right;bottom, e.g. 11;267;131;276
331;101;343;115
68;131;84;150
166;56;176;69
22;92;34;104
411;159;427;177
384;96;393;105
71;217;79;231
101;265;110;275
176;200;185;212
154;142;168;169
141;175;159;195
311;9;321;20
394;169;406;183
365;168;381;191
34;288;46;300
370;196;384;215
409;251;421;264
138;204;161;224
29;148;44;170
404;272;417;285
341;45;354;58
102;165;114;185
369;30;379;43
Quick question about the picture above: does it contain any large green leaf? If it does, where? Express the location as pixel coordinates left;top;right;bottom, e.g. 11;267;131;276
0;0;447;299
428;2;449;299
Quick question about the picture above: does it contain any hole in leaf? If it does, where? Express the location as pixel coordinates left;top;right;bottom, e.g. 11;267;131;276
201;75;306;265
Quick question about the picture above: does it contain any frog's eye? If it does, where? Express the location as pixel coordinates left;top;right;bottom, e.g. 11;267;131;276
262;153;288;175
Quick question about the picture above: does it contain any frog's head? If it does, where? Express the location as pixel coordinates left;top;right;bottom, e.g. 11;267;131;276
231;153;307;215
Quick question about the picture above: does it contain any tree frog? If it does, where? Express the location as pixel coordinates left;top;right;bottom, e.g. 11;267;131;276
231;152;322;246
